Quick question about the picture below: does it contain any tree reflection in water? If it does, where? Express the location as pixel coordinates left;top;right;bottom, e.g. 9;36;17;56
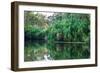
24;41;90;62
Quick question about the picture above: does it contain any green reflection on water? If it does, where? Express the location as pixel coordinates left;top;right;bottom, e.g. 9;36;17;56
24;41;90;62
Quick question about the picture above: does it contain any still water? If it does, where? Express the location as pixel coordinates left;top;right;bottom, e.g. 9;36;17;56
24;41;90;62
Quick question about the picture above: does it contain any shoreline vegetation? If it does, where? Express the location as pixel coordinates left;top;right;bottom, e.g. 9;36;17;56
24;11;90;61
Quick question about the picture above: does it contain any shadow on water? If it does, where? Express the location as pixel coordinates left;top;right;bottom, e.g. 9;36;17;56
24;41;90;62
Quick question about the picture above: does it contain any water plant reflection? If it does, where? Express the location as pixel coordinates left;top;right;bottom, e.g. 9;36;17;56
24;41;90;62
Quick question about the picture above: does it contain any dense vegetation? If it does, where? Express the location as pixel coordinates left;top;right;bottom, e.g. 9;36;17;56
24;11;90;61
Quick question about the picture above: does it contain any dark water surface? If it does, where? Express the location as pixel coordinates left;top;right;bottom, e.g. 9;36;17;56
24;41;90;62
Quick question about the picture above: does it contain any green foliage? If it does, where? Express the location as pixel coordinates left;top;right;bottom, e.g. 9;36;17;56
24;11;47;41
25;25;46;40
24;11;90;61
47;13;90;42
24;11;90;42
24;11;47;27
